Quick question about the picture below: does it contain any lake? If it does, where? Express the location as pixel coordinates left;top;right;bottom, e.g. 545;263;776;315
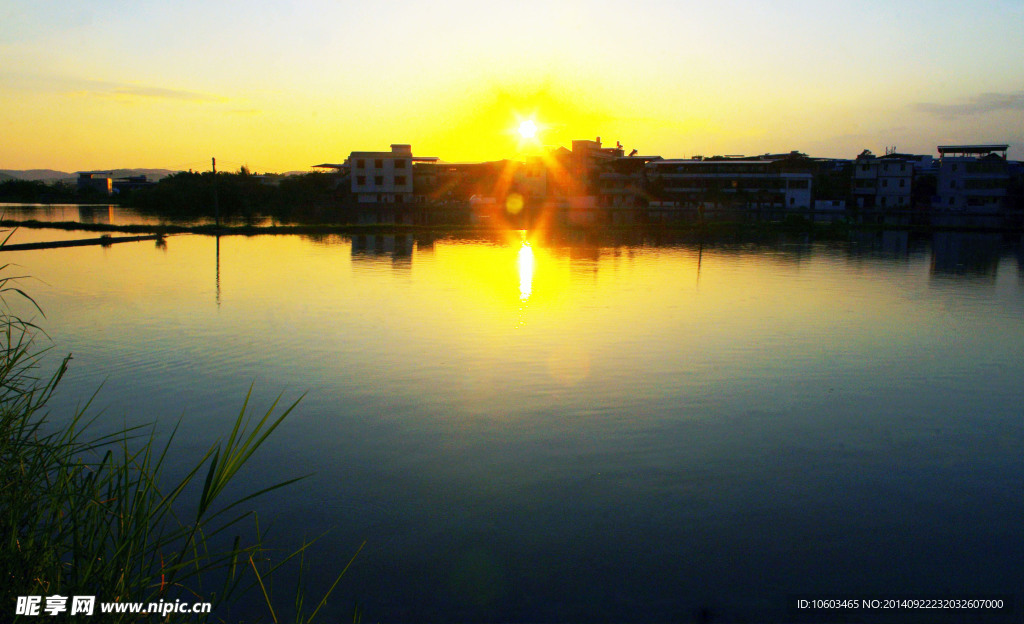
5;222;1023;623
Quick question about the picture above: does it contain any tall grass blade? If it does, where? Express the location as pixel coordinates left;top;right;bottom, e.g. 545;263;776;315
0;258;361;622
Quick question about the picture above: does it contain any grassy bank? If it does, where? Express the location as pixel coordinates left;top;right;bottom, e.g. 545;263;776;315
0;273;358;622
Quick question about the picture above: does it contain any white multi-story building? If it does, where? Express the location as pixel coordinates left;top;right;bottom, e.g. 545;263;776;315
347;144;437;204
935;145;1010;211
852;152;913;209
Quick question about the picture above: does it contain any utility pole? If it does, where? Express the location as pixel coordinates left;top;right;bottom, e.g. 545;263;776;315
212;157;220;228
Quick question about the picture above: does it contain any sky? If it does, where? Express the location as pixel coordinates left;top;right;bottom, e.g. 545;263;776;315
1;0;1023;172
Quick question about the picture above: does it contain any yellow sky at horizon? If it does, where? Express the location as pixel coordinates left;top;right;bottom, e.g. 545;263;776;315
2;1;1023;172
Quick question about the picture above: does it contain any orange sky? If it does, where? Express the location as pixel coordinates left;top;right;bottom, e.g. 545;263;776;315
2;1;1023;172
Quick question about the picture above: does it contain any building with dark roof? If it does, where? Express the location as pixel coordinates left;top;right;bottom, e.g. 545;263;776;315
936;144;1011;211
645;155;813;220
76;171;113;195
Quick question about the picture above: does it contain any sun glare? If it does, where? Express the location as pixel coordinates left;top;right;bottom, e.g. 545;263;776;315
517;240;535;301
518;119;538;140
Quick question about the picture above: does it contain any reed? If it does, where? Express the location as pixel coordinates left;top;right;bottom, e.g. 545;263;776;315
0;265;355;622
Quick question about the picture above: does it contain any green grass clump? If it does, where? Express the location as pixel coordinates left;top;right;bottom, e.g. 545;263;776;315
0;264;358;622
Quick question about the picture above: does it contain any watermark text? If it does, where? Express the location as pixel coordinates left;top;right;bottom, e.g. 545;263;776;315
15;596;211;618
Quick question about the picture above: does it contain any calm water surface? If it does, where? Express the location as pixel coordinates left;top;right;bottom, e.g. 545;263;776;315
0;203;274;227
7;225;1024;623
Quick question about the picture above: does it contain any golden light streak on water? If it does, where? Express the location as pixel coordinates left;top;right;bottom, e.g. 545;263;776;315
517;240;535;302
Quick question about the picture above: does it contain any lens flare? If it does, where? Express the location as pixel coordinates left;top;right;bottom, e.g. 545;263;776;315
505;192;524;215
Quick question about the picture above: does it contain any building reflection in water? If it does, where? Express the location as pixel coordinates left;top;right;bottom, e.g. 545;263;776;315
1017;235;1024;283
77;205;114;224
930;232;1001;279
847;230;913;259
351;234;414;270
881;230;910;257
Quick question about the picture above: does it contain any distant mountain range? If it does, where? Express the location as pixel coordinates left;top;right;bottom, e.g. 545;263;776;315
0;169;180;183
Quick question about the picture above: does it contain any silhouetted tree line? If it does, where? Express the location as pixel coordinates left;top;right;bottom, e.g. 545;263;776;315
0;179;96;203
126;170;344;222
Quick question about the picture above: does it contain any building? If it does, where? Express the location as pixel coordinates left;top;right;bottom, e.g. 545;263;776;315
540;138;646;225
852;151;913;209
413;160;524;202
935;145;1010;211
903;154;936;175
566;137;625;196
77;171;113;195
409;158;546;225
112;175;156;194
645;155;813;220
346;144;438;204
595;155;662;224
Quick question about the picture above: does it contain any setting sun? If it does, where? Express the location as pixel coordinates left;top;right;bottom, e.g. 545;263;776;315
518;119;538;140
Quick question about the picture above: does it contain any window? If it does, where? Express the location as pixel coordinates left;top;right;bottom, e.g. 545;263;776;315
968;162;1002;174
374;176;383;185
395;176;406;185
789;197;795;205
949;197;955;205
395;160;407;169
356;175;365;185
899;179;905;187
950;180;955;189
951;164;957;171
356;159;365;168
881;197;887;206
375;159;383;168
898;197;904;205
882;179;888;187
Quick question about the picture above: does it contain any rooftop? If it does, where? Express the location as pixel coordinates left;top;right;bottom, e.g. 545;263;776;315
652;158;783;165
937;144;1009;156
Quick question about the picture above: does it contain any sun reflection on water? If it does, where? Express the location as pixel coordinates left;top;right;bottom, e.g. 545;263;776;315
517;239;535;301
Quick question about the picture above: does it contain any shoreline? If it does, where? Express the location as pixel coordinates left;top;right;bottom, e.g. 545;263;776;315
2;218;1022;238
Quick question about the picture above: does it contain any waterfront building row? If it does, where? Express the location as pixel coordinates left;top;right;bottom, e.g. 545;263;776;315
314;140;1022;224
